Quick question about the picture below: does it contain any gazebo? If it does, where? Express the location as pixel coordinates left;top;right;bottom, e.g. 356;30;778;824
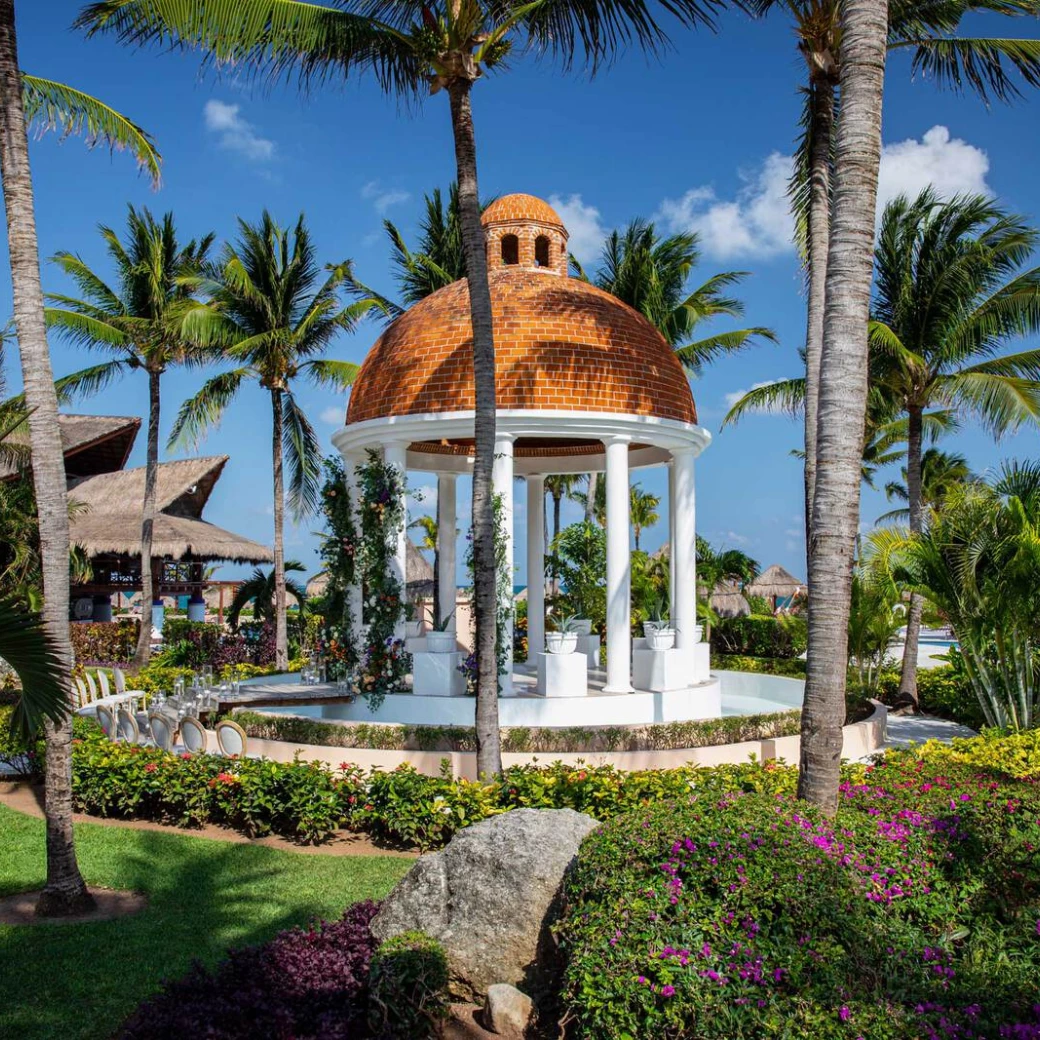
332;194;713;710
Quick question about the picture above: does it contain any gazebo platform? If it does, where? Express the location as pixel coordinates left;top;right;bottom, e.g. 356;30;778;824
226;668;723;728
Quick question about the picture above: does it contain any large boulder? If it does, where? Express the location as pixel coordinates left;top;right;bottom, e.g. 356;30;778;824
371;808;599;1000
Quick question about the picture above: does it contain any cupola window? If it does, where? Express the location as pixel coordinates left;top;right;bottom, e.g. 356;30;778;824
534;235;551;267
501;234;519;265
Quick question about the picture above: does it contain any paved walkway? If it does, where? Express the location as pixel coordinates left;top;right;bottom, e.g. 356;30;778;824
882;713;977;751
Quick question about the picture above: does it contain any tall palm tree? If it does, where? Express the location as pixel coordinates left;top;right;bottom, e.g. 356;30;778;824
226;561;308;630
1;595;67;743
877;448;973;524
579;219;777;374
45;206;215;667
798;0;888;817
0;0;160;916
409;514;442;621
629;483;660;551
871;188;1040;707
78;0;729;783
168;212;366;671
543;474;585;594
747;0;1040;555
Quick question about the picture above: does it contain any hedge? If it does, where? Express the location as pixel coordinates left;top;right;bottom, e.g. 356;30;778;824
710;615;807;659
874;664;986;730
231;710;802;754
70;619;140;664
557;734;1040;1039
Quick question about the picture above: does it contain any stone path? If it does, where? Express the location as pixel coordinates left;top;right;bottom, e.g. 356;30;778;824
883;713;977;750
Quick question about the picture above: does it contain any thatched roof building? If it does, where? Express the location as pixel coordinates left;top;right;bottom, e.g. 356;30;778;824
710;579;751;618
745;564;804;609
0;413;140;481
306;540;434;600
68;456;271;564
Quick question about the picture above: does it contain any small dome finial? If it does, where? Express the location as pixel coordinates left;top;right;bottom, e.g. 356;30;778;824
481;193;569;276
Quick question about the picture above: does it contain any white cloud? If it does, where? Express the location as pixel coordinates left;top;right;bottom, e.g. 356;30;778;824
549;193;606;265
724;381;788;411
361;180;411;214
203;100;275;161
659;126;991;261
319;406;344;426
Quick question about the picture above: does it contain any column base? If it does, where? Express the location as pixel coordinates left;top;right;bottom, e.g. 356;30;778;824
601;684;634;695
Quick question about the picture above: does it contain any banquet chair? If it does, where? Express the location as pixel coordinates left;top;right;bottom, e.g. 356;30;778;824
148;713;175;752
116;708;141;744
215;719;248;758
96;705;116;739
179;716;207;754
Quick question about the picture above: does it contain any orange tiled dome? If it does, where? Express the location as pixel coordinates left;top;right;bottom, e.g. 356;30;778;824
481;193;565;230
346;268;697;426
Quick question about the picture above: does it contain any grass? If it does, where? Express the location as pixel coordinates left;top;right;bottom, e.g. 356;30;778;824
0;803;410;1040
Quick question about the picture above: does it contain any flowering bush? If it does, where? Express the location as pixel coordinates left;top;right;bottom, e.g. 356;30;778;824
70;619;139;664
557;745;1040;1039
119;900;382;1039
367;931;450;1038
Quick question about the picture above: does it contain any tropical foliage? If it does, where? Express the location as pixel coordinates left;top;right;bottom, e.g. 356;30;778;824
225;562;308;630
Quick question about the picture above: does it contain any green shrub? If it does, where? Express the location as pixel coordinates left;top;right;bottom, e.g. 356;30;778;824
711;615;807;659
367;931;451;1039
557;744;1040;1039
70;619;139;664
874;664;986;730
711;654;807;677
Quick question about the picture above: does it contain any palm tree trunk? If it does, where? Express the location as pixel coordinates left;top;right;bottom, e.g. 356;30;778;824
803;80;835;560
134;367;161;667
897;405;924;710
585;473;598;524
798;0;888;817
270;389;288;671
0;0;92;916
433;546;441;626
448;79;501;778
552;489;562;596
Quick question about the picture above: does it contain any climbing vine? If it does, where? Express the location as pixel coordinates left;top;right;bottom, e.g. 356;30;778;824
461;493;512;694
317;457;358;680
352;450;410;710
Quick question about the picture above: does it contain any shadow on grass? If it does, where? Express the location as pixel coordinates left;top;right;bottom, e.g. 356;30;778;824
0;812;407;1040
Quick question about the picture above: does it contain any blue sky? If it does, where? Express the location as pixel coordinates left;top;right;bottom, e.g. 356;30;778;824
5;2;1040;586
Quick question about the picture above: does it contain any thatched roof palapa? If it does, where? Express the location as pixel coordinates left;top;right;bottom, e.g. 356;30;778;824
306;540;434;598
68;456;272;564
0;413;139;481
746;564;804;601
710;579;751;618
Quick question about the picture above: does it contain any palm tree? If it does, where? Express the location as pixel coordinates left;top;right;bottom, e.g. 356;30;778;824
78;0;729;784
579;219;777;374
226;561;308;630
694;537;759;641
872;189;1040;708
878;449;973;523
0;0;160;916
629;484;660;551
747;0;1040;554
1;596;67;743
168;212;367;671
798;0;888;817
409;514;441;621
45;206;215;668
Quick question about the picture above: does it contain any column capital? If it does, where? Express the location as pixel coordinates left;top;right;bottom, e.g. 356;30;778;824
602;434;632;447
670;445;697;459
494;431;518;446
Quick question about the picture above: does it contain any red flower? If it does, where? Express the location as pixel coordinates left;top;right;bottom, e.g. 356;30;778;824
145;762;158;773
180;752;193;760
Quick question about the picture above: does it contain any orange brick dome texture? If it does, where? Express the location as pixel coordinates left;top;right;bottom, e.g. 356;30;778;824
346;269;697;426
481;193;566;230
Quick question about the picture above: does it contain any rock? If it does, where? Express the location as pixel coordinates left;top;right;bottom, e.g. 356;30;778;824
484;984;534;1037
371;808;599;1000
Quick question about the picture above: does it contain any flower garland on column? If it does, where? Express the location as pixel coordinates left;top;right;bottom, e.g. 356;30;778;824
461;493;511;694
352;450;410;710
317;457;358;681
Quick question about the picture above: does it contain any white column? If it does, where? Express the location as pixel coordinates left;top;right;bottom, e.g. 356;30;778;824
668;460;677;621
343;455;364;631
492;434;516;693
526;474;545;663
672;447;697;654
604;437;633;693
436;473;457;632
383;441;409;633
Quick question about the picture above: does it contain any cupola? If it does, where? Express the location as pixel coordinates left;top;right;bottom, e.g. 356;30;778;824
481;193;569;276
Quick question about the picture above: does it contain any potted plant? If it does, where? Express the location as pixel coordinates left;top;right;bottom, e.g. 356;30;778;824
546;613;580;655
642;594;669;639
425;611;456;653
566;591;592;636
403;603;422;639
647;625;676;651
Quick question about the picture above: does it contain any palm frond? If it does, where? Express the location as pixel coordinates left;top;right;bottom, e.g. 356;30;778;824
54;359;128;400
43;307;130;352
167;367;251;450
0;598;67;742
675;327;778;377
903;36;1040;104
302;358;361;392
722;377;805;426
21;74;162;185
281;390;322;521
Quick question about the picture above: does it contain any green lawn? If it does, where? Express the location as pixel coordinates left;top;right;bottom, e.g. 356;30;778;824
0;804;409;1040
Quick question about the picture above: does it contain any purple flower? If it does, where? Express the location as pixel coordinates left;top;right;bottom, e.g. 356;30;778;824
840;1006;851;1022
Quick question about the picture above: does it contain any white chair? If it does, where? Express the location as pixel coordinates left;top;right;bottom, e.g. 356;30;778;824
215;719;247;758
113;667;146;700
179;716;207;754
96;705;116;739
148;713;175;752
97;670;112;700
116;708;141;744
74;677;88;709
85;671;99;703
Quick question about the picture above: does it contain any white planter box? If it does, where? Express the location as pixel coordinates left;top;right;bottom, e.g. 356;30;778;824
425;631;457;653
634;647;692;692
535;651;588;698
412;651;467;697
576;633;601;669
